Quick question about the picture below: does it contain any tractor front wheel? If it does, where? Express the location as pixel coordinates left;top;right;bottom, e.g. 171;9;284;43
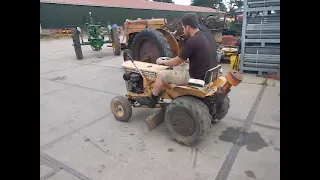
110;96;132;122
71;28;83;60
165;96;212;146
111;26;121;56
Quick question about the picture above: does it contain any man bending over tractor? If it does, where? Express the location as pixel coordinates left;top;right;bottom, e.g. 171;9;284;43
137;13;218;108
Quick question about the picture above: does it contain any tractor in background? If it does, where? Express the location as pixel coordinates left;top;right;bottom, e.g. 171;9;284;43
121;15;225;64
121;18;174;64
71;12;121;60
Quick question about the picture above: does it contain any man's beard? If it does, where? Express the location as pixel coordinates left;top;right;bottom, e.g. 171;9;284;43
184;32;191;39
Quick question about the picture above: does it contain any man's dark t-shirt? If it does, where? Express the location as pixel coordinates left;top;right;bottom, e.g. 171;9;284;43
178;31;218;80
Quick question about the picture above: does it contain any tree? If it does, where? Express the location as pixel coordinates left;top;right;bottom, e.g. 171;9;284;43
191;0;226;12
229;0;243;10
153;0;174;3
228;0;243;14
217;3;227;12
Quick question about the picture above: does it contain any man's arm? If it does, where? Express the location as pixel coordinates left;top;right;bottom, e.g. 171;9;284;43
178;39;194;61
160;56;185;66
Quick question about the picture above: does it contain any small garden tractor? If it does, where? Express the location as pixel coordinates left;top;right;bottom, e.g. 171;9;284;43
71;12;121;60
110;55;243;146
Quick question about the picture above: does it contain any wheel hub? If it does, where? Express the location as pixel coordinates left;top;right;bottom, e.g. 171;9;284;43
230;70;243;81
115;104;124;117
226;70;243;86
170;111;196;136
137;39;160;63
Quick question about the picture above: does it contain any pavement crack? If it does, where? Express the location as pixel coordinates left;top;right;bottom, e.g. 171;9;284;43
50;76;67;81
77;132;115;156
40;86;73;97
192;147;198;168
214;78;268;180
195;147;220;160
40;77;122;96
78;73;121;85
225;117;280;131
89;63;122;69
40;64;86;75
40;113;111;150
252;122;280;131
41;167;62;180
40;152;92;180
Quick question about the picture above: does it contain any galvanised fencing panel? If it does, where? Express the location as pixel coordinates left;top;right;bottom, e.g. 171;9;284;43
240;0;280;75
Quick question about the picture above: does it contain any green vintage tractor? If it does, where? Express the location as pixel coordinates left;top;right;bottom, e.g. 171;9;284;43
71;12;121;60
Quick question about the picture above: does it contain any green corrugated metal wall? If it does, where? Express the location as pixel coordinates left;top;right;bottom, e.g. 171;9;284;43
40;3;216;29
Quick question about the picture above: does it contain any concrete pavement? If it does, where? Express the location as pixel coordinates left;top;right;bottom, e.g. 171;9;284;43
40;37;280;180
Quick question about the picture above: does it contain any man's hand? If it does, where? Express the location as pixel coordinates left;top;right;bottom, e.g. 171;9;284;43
156;57;169;65
156;56;185;66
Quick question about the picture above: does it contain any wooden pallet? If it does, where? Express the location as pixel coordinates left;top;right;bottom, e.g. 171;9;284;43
55;29;72;37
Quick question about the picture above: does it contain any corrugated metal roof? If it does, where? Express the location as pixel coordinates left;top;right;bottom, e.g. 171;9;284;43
40;0;224;13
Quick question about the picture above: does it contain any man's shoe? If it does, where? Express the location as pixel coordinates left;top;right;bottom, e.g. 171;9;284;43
137;96;157;108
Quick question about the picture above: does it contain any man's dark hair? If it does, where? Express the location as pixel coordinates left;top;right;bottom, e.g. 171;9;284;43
181;13;199;29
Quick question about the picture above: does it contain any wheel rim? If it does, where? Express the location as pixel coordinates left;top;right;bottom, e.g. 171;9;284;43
136;38;160;63
114;104;124;117
170;111;196;136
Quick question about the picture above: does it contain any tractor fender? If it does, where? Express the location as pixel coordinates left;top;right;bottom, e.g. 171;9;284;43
169;86;208;99
215;77;227;87
157;29;179;57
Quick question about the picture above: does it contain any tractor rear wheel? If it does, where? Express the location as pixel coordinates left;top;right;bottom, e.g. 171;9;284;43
112;26;121;56
165;96;212;146
131;28;172;64
198;24;212;35
215;96;230;121
71;28;83;60
110;96;132;122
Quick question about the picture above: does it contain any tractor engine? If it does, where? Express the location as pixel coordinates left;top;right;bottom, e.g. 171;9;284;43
87;25;104;40
123;71;144;94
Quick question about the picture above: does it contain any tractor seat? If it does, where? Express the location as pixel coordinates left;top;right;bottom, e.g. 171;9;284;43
187;65;222;87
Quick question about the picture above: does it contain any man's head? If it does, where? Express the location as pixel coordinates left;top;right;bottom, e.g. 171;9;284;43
181;13;199;38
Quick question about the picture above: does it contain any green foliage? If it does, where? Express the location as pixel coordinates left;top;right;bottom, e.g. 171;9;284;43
229;0;243;9
191;0;226;12
228;0;243;14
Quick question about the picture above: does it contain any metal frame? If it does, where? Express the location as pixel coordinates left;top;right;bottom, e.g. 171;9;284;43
240;0;280;75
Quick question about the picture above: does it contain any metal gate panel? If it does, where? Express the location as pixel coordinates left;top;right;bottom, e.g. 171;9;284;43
240;0;280;75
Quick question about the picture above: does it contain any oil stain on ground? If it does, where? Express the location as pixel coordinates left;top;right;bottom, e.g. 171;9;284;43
98;164;105;173
274;147;280;151
219;127;269;151
245;170;257;179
